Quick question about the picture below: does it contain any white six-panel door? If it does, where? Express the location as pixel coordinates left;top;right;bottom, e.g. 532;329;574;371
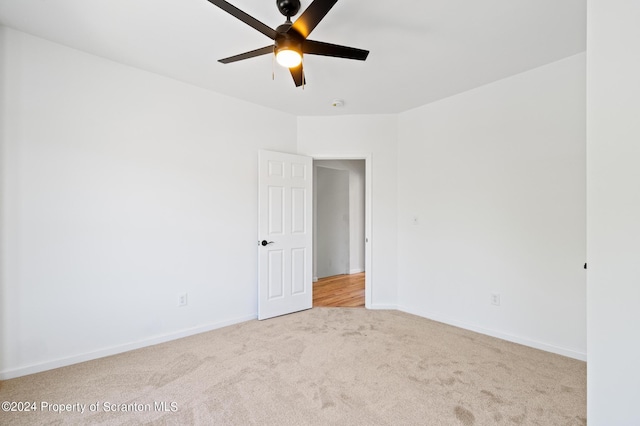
258;150;313;320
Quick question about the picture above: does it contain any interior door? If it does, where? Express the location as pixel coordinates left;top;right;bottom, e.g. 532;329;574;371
258;150;313;320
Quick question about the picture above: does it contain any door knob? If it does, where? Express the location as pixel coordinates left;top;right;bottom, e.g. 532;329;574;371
261;240;274;246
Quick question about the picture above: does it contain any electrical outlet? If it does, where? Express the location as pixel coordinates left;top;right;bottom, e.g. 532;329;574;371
491;293;501;306
178;293;188;307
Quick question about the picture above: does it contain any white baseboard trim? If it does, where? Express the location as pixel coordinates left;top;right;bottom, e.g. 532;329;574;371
367;303;398;310
397;305;587;361
0;313;257;380
313;277;318;283
349;268;364;274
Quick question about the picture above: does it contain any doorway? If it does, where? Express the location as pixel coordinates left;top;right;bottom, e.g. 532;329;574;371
313;159;367;307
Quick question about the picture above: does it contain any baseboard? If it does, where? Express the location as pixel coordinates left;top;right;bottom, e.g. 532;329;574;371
349;268;364;274
367;303;398;310
313;277;318;283
397;305;587;361
0;313;257;380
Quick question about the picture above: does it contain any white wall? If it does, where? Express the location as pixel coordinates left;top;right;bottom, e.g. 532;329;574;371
0;25;6;378
0;27;297;378
587;2;640;424
315;166;350;278
397;54;587;359
315;160;366;276
298;115;398;308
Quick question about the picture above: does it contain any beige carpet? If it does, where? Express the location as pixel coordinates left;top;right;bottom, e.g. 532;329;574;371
0;308;586;425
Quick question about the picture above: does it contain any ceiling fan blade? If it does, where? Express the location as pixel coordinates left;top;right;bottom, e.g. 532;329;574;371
219;45;274;64
290;63;306;87
291;0;338;39
206;0;277;40
303;40;369;60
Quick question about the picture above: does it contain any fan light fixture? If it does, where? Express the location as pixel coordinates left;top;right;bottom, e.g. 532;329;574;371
276;48;302;68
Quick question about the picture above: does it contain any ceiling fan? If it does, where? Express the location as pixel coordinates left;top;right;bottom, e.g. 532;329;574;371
206;0;370;87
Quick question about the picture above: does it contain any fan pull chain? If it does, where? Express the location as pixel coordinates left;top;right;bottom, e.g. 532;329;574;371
272;54;275;81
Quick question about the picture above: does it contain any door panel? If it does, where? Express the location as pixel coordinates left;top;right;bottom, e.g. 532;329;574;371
291;188;306;233
268;186;284;234
291;247;306;295
258;150;313;320
267;250;284;299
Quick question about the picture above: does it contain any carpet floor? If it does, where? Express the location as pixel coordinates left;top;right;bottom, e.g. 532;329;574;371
0;308;586;425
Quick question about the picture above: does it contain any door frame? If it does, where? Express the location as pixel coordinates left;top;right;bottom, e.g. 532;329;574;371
312;154;372;308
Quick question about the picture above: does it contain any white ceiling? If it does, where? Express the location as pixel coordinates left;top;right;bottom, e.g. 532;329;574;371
0;0;586;116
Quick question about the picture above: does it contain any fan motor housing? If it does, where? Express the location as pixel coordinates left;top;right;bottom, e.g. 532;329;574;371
275;30;302;56
276;23;303;44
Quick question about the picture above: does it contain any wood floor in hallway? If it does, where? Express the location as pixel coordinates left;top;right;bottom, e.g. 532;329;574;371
313;272;365;307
